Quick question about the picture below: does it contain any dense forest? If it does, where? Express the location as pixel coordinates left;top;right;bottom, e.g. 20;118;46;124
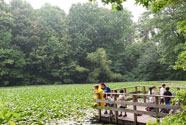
0;0;186;86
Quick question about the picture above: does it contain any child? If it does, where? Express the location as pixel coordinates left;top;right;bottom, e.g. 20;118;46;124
93;84;105;107
118;89;127;117
160;84;166;104
163;87;172;105
148;86;156;104
148;86;156;112
107;90;115;117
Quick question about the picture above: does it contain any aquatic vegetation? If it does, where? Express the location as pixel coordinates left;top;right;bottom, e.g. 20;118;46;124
0;81;185;124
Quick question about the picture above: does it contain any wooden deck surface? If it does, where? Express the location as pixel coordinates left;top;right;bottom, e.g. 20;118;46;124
100;105;157;124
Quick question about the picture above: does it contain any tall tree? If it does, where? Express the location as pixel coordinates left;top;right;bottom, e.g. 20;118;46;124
87;48;122;82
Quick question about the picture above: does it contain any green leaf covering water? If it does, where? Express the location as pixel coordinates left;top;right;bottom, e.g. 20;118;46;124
0;81;186;124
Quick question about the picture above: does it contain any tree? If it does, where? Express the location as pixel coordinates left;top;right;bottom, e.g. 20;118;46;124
87;48;122;82
90;0;185;11
93;0;186;73
67;3;134;79
0;49;26;86
136;3;186;80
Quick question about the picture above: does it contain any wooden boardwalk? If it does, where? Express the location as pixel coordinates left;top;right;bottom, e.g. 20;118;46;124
94;85;186;125
97;106;156;125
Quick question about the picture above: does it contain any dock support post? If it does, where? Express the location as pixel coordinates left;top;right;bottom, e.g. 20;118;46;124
114;94;118;124
133;95;137;125
143;86;146;103
98;93;101;122
155;96;160;122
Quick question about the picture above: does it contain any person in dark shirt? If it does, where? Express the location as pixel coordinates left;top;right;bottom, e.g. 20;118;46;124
163;87;172;105
100;82;111;114
101;83;111;93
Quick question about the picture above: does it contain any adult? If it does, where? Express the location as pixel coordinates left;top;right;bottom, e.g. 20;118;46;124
93;84;106;107
100;82;111;114
160;84;166;104
100;82;111;94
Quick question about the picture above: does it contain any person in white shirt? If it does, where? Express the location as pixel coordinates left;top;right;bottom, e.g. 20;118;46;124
148;86;156;104
160;84;166;104
107;90;116;117
118;89;127;117
148;86;157;112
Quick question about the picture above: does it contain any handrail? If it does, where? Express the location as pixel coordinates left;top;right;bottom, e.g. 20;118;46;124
113;85;186;90
137;85;186;89
95;99;181;109
94;92;176;98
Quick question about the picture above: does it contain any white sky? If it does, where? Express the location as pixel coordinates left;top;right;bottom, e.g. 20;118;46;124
5;0;147;22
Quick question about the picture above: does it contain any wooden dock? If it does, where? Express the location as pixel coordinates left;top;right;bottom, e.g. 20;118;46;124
96;106;156;125
94;85;186;125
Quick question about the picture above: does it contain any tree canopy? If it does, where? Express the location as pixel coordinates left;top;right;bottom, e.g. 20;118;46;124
0;0;186;86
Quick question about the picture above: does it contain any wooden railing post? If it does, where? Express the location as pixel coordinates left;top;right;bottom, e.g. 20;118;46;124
124;88;127;94
98;93;101;122
135;86;138;94
155;96;160;122
114;94;118;124
143;86;146;103
114;95;118;124
133;95;137;125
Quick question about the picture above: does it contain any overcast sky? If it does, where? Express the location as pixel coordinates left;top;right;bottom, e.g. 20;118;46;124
5;0;147;22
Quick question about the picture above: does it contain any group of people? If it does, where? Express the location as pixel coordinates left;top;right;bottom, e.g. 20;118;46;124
93;83;127;117
93;83;174;117
148;84;172;105
147;84;173;114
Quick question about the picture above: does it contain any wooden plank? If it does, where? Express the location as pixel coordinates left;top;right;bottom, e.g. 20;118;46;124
133;95;137;125
114;94;118;124
127;91;142;94
135;86;138;94
137;85;186;89
124;96;142;101
155;96;160;122
114;86;137;90
96;106;168;117
124;88;127;93
143;86;146;103
95;115;146;125
94;92;176;98
95;99;180;109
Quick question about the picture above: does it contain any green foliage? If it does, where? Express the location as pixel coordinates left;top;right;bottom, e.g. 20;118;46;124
87;48;122;82
0;0;186;85
174;43;186;71
91;0;185;12
134;3;186;80
0;81;185;124
96;0;186;74
0;49;26;86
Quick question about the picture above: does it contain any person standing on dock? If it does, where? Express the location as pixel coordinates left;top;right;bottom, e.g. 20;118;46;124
160;84;166;104
100;82;111;114
148;86;156;104
93;84;106;107
118;89;127;117
163;87;172;105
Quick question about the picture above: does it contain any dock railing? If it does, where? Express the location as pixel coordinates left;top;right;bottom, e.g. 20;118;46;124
94;85;186;125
